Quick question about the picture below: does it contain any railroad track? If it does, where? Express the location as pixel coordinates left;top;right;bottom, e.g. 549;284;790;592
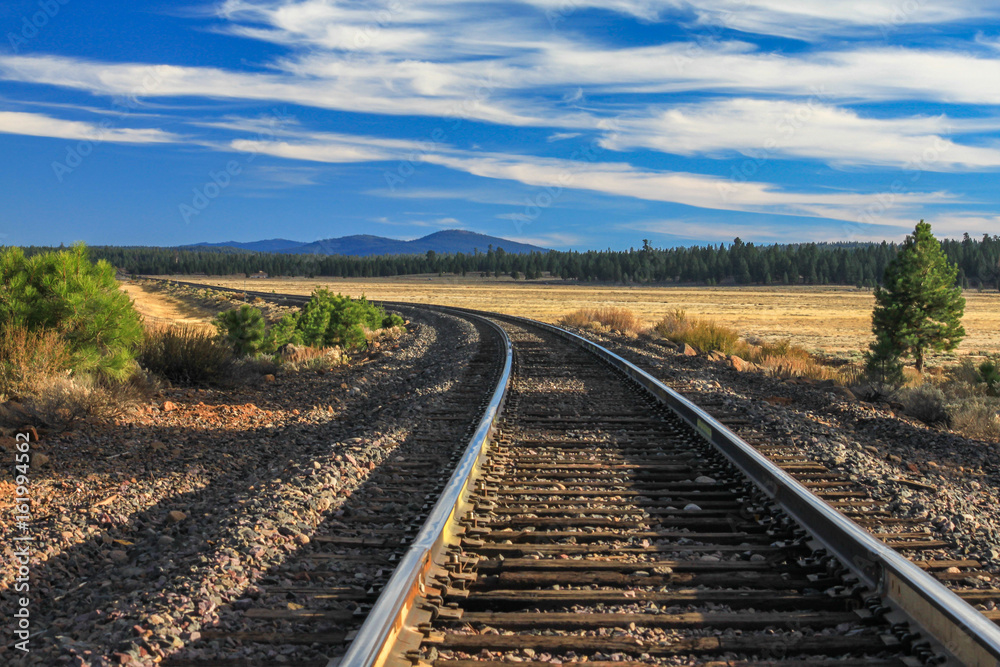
141;280;1000;665
161;306;506;665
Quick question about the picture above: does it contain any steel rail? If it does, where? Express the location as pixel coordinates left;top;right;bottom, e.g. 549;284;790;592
516;314;1000;667
134;280;1000;665
334;306;513;667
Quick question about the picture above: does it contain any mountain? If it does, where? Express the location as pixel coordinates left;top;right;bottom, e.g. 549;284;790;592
186;238;306;253
185;230;549;256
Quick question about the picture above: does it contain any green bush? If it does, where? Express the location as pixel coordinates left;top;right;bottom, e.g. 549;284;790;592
263;312;300;353
290;289;395;350
382;313;405;329
214;304;266;356
0;244;142;381
977;358;1000;396
139;325;233;385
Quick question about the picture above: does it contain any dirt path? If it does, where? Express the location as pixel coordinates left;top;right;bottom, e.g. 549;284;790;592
119;281;217;330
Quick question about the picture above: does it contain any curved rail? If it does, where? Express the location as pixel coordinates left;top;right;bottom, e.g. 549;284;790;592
520;315;1000;667
134;279;1000;665
336;306;513;667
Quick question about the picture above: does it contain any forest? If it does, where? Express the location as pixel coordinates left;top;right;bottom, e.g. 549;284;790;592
15;233;1000;289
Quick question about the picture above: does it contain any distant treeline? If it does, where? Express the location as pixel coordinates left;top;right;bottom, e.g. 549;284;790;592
16;233;1000;288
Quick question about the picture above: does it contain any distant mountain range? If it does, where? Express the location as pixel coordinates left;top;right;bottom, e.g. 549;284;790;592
184;230;549;257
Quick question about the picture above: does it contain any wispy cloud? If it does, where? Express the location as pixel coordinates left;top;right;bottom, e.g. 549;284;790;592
0;110;180;143
602;99;1000;169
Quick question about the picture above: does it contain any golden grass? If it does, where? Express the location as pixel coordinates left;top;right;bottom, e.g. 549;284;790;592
559;306;644;333
151;276;1000;357
119;281;217;331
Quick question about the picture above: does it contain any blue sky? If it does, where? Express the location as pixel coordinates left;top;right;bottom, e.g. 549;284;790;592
2;0;1000;250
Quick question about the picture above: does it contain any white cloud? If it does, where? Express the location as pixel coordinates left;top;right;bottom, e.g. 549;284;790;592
226;130;952;224
0;111;180;143
547;132;581;142
523;0;999;39
602;98;1000;169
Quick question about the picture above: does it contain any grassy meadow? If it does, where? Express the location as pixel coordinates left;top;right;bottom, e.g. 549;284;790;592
148;275;1000;358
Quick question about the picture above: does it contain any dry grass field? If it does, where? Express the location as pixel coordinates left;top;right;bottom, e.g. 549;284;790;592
120;281;217;331
147;275;1000;357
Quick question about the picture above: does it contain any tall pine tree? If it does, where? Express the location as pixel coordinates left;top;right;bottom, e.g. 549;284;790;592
868;221;965;373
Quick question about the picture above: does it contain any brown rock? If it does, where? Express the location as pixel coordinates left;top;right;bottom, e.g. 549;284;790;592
162;401;177;412
681;343;699;356
167;510;187;523
828;386;856;401
729;355;751;371
707;350;726;362
31;452;50;467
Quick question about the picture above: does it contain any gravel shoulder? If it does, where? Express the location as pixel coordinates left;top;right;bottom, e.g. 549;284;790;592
1;308;488;665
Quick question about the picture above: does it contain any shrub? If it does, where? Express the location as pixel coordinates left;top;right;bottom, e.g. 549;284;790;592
0;244;142;381
653;310;739;354
138;325;233;385
950;399;1000;442
977;357;1000;396
263;312;299;353
899;384;950;426
0;325;72;399
559;307;644;333
382;313;405;329
290;289;397;350
214;305;266;356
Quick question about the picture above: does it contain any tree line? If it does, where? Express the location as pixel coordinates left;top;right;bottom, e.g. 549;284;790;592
14;232;1000;288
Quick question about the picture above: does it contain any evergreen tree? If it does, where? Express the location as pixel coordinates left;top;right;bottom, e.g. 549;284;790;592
214;304;266;356
0;244;142;381
869;221;965;373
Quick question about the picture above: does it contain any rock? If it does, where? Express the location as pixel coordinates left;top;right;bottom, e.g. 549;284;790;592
31;452;50;467
828;386;856;401
684;503;702;511
162;401;177;412
166;510;187;523
694;476;716;483
109;550;128;563
158;536;175;547
681;343;699;356
729;355;753;372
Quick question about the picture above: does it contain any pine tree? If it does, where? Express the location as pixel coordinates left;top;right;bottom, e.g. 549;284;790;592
869;221;965;373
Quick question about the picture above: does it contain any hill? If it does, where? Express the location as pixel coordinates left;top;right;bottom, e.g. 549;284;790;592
187;230;548;256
